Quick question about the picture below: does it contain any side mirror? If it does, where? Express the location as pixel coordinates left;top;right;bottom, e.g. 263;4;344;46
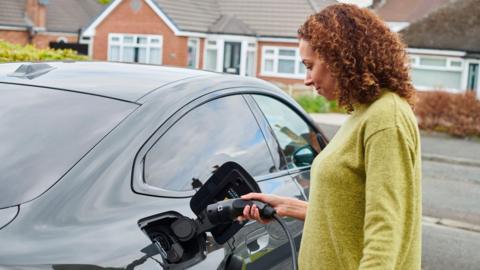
292;145;316;167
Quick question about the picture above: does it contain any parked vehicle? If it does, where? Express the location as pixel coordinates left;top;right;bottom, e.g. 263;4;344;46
0;62;327;269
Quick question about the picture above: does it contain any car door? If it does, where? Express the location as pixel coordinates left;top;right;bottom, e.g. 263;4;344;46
136;92;304;269
217;93;315;270
248;94;327;201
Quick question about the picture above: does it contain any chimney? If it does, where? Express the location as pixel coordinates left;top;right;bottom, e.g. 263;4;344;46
25;0;48;29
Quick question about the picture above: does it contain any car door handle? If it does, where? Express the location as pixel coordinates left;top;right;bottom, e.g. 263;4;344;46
245;227;269;254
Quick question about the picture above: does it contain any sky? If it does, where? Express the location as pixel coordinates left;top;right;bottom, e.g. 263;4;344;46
337;0;373;7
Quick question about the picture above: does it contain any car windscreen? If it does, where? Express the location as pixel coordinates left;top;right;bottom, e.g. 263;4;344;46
0;83;138;208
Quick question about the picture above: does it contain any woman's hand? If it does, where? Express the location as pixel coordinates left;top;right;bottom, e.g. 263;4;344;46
238;193;308;224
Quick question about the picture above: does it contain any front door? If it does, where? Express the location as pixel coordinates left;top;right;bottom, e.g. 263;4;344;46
223;42;241;75
467;63;479;92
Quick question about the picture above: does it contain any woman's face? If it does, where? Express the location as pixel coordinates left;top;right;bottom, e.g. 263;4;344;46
299;39;337;100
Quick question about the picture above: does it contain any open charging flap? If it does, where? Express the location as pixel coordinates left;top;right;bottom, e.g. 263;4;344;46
190;161;261;244
138;161;261;268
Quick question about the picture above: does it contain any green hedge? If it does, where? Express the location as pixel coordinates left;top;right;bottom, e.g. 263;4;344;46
294;95;345;113
0;39;87;62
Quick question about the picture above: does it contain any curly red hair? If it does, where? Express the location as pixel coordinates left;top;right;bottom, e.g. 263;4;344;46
298;4;415;112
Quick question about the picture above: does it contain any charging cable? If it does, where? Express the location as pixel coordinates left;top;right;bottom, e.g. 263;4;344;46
272;214;298;270
205;199;298;270
168;199;298;269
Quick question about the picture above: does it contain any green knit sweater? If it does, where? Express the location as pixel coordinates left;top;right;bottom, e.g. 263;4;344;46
298;91;422;269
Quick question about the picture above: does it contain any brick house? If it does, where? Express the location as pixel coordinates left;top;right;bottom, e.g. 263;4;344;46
81;0;336;86
0;0;104;49
400;0;480;96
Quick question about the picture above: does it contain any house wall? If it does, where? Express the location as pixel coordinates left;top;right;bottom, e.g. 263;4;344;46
256;41;304;85
0;29;78;49
198;38;205;69
0;30;29;45
32;33;78;49
92;0;188;66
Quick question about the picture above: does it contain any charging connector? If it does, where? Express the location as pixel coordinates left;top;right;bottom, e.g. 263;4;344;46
206;199;276;224
202;199;298;270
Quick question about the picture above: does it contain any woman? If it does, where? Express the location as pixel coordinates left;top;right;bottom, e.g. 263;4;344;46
240;4;421;270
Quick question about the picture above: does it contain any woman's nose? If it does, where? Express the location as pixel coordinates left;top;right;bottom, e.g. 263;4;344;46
304;75;313;86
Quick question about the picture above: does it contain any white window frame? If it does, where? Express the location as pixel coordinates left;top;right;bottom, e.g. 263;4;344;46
202;34;257;76
107;33;163;65
462;59;480;98
409;54;465;91
410;55;464;71
244;41;257;77
187;38;200;69
260;46;305;79
203;39;220;72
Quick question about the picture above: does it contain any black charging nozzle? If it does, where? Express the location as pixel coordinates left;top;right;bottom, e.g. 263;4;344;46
206;199;276;224
169;199;276;248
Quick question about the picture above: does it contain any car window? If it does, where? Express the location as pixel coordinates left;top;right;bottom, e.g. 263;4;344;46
0;83;137;208
144;95;276;192
252;95;319;170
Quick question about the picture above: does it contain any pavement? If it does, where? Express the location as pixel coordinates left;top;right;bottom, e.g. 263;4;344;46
310;113;480;233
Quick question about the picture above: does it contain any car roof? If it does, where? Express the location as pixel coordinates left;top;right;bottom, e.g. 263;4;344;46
0;61;217;103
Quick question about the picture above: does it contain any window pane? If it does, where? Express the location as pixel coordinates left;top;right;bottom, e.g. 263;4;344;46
205;49;217;71
253;95;318;169
188;39;198;46
450;61;462;67
298;61;306;74
109;45;120;61
188;45;197;68
122;46;135;62
264;59;274;72
279;49;295;56
246;51;255;76
278;59;295;74
150;38;161;44
110;36;120;42
137;37;147;44
138;47;147;63
144;95;275;191
224;44;232;68
419;57;447;67
123;36;134;44
411;68;462;90
187;39;198;68
0;84;136;207
149;48;161;65
265;49;274;55
207;40;217;46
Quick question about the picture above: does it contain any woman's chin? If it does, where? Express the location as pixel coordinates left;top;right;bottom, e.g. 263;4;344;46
316;88;336;101
315;88;325;96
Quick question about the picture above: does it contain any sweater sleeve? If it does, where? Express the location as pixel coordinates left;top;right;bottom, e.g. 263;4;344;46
359;126;419;269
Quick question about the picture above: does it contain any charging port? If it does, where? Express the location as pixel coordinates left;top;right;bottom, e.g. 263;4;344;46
138;211;207;268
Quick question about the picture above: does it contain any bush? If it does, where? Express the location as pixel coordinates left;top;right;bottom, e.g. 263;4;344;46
294;95;345;113
415;91;480;137
0;39;87;62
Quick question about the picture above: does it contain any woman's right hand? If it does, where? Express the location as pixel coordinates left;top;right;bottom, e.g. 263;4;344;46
238;193;308;224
